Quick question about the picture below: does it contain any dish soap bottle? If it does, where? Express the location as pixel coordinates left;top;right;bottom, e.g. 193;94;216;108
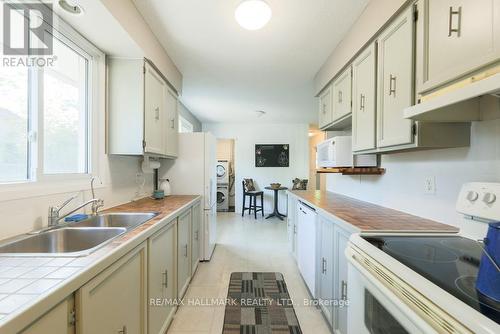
159;179;172;197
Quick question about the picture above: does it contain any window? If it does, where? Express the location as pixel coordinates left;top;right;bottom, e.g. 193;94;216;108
0;6;97;185
179;115;194;133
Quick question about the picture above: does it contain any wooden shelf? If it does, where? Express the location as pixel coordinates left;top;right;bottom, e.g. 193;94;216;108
316;167;386;175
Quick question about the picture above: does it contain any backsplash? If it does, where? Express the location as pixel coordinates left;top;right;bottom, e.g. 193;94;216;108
326;118;500;234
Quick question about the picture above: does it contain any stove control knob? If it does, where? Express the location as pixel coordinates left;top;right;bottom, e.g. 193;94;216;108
482;193;497;205
466;191;479;202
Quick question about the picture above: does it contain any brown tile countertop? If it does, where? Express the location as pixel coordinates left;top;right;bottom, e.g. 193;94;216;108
0;195;200;333
289;190;458;233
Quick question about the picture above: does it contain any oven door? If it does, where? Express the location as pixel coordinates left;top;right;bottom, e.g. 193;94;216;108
347;259;438;334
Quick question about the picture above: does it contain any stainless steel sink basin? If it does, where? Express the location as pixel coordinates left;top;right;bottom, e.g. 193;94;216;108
69;212;158;230
0;227;126;256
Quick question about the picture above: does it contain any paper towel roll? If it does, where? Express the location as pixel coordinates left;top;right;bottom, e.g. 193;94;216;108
141;156;161;173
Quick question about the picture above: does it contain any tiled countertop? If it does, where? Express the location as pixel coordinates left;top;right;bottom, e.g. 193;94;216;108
0;195;200;333
289;190;459;233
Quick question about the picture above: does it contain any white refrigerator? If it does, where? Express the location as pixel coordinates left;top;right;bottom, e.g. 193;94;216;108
162;132;217;261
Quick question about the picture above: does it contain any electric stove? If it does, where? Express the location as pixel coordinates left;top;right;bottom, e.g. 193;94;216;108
363;235;500;325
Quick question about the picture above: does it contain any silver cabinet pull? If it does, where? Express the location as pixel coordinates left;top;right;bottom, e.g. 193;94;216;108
359;94;365;111
338;90;343;103
448;6;462;37
184;244;188;257
341;280;348;300
293;225;297;234
162;269;168;288
118;326;127;334
322;258;327;274
170;118;175;129
154;107;160;120
322;103;327;114
389;74;397;96
194;230;199;241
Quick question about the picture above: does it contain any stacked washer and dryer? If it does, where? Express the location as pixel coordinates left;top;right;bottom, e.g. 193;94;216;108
216;160;230;212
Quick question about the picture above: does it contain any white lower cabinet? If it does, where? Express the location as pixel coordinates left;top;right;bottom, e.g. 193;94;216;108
177;210;192;298
191;202;201;274
148;222;176;334
287;195;298;258
77;242;148;334
297;201;318;297
333;224;352;334
21;296;75;334
317;216;334;327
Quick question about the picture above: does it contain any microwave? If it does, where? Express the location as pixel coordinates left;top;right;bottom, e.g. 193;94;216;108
316;136;377;168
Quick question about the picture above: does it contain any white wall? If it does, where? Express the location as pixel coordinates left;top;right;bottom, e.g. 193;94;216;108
203;123;309;214
326;118;500;232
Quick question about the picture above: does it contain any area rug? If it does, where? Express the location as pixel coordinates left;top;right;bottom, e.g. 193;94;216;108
223;272;302;334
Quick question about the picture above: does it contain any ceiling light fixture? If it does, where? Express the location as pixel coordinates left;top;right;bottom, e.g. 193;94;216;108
255;110;266;117
235;0;272;31
58;0;84;15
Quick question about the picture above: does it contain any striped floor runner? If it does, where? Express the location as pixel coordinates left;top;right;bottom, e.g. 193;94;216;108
223;272;302;334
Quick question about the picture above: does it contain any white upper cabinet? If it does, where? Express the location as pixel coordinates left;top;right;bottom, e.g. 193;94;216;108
416;0;500;94
108;58;178;158
377;6;415;149
318;84;333;129
165;89;179;158
352;43;377;152
332;66;352;122
144;62;167;155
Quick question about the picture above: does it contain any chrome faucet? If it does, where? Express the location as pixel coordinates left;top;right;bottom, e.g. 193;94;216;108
47;178;104;227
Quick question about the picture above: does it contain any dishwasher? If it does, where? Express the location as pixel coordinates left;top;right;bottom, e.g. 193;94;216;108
296;201;317;297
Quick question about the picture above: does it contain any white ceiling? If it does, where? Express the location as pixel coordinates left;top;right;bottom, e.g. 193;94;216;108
133;0;368;124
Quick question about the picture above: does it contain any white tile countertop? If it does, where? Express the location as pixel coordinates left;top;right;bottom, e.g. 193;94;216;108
0;195;200;333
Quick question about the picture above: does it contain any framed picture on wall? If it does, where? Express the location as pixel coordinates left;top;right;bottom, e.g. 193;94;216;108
255;144;289;167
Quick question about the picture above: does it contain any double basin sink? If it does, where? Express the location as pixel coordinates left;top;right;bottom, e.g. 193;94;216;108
0;213;158;257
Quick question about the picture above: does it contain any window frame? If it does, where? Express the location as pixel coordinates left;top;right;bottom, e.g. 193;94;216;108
0;4;105;201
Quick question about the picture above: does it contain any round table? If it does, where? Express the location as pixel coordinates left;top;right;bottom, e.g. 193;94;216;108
264;186;288;220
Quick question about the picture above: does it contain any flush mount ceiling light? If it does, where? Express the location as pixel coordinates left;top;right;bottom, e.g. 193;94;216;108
235;0;272;30
58;0;84;15
255;110;266;117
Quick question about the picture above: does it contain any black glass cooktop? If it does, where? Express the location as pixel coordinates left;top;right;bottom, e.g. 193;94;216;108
364;235;500;325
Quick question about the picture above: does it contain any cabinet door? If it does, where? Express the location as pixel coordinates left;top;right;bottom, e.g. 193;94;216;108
334;226;351;334
165;89;178;157
377;7;415;148
318;216;334;327
191;202;201;274
318;85;333;128
148;222;176;334
77;243;147;334
177;210;191;298
332;66;352;121
144;62;166;155
21;296;74;334
352;43;377;152
417;0;500;93
287;196;297;258
296;203;317;297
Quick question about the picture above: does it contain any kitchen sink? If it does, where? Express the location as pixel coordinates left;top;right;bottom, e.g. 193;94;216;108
0;227;126;256
69;212;158;230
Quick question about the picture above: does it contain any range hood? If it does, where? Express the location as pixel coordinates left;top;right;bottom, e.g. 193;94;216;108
404;72;500;122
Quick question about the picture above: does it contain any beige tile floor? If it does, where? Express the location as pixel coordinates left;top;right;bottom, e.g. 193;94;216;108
167;212;331;334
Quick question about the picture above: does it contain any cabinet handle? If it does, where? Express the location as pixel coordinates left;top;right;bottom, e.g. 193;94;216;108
389;74;396;96
322;103;327;114
322;257;327;274
170;118;175;129
154;107;160;120
448;6;462;37
194;230;199;241
359;94;365;111
338;90;342;103
118;326;127;334
162;269;168;288
184;244;188;257
341;280;347;300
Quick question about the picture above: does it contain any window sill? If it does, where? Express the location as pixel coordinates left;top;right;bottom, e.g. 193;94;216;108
0;179;106;203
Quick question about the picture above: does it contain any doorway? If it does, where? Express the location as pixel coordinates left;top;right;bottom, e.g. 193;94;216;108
216;138;235;212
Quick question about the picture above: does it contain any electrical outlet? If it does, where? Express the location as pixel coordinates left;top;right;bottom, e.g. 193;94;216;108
424;176;436;194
